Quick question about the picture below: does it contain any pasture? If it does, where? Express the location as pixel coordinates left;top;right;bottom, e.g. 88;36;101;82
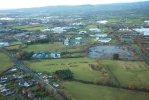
0;51;14;73
24;58;100;81
62;81;149;100
24;58;149;87
13;25;50;31
102;60;149;87
23;42;88;53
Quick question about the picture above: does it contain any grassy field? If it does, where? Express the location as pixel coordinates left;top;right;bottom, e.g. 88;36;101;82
62;81;149;100
24;58;149;86
85;25;98;30
0;51;14;73
101;60;149;87
23;42;88;53
13;25;50;31
23;42;66;53
109;39;117;43
6;45;20;50
10;41;23;45
107;19;119;23
24;58;100;81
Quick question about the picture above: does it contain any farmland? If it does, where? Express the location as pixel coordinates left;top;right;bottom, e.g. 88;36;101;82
0;51;14;73
24;58;149;87
24;58;100;81
12;25;50;31
62;81;149;100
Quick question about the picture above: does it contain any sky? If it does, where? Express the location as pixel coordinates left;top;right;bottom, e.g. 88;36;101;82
0;0;148;9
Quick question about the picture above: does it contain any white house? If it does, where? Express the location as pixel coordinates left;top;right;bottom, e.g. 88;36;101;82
98;38;111;43
41;28;51;32
97;20;108;24
75;37;82;40
52;27;66;33
63;38;69;45
79;31;87;34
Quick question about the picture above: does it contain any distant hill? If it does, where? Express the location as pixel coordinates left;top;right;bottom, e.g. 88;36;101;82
0;1;149;16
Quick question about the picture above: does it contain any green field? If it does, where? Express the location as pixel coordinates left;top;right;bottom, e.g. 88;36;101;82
23;42;66;53
10;41;23;45
24;58;149;86
24;58;100;81
0;51;14;73
62;81;149;100
107;19;119;23
23;42;88;53
13;25;50;31
109;39;117;43
85;25;98;30
102;60;149;87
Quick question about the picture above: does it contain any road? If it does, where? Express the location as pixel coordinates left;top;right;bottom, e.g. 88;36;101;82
0;48;54;88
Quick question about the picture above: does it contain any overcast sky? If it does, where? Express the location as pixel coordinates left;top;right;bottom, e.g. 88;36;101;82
0;0;148;9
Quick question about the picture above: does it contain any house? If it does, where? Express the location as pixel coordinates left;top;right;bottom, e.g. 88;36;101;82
89;28;101;32
144;32;149;38
63;38;69;45
79;31;87;34
53;83;59;88
1;76;7;80
39;35;47;39
97;20;108;24
52;27;66;33
28;91;35;98
98;38;111;43
41;28;51;32
75;37;82;40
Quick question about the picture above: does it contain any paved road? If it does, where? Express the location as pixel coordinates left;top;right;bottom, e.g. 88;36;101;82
0;48;54;88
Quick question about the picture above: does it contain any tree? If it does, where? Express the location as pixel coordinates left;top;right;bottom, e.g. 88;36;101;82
113;53;119;60
128;82;135;90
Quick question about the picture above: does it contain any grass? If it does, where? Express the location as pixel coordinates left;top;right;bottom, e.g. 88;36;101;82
0;51;14;73
10;42;23;45
101;60;149;87
109;39;117;43
24;58;100;81
6;45;20;50
85;25;98;30
23;42;66;53
23;42;88;53
107;19;118;23
133;44;140;49
100;27;111;32
13;25;50;31
62;81;149;100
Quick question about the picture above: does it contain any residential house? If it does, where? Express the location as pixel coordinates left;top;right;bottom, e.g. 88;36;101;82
79;31;87;34
53;83;59;88
63;38;69;45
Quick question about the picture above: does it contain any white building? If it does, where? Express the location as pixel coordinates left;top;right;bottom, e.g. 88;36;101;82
97;20;108;24
89;28;101;32
79;31;87;34
52;27;66;33
0;42;9;47
98;38;111;43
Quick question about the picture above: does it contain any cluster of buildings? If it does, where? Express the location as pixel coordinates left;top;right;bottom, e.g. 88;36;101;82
31;52;61;59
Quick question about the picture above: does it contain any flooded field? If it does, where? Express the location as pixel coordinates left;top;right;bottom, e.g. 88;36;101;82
88;46;136;60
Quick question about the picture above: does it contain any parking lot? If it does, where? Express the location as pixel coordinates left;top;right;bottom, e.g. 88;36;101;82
88;46;136;60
